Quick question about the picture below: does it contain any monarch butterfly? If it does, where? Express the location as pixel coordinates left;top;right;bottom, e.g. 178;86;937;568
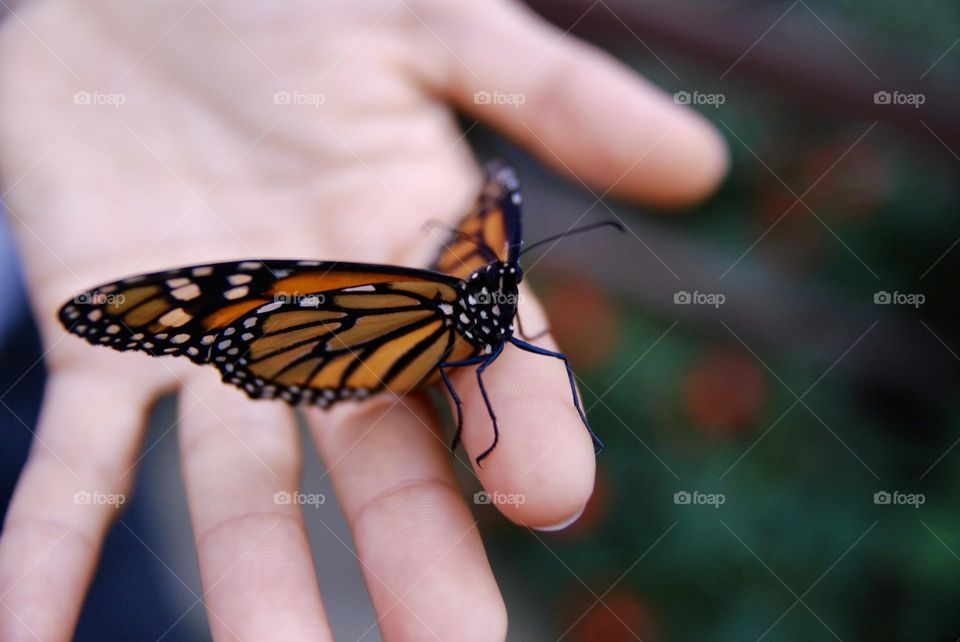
58;161;617;463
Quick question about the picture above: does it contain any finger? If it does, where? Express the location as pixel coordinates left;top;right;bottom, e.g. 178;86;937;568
0;368;149;640
417;0;728;206
177;369;331;641
307;396;506;642
450;285;596;530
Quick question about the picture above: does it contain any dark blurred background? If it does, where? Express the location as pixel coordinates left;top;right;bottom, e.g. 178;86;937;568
3;0;960;640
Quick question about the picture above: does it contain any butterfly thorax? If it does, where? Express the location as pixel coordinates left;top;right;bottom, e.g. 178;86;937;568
451;261;521;354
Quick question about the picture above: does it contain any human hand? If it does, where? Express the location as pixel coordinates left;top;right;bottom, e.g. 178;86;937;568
0;0;726;639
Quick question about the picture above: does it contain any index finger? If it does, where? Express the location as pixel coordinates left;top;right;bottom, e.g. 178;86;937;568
414;0;729;206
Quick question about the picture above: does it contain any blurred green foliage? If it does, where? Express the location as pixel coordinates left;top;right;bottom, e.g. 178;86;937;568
477;1;960;639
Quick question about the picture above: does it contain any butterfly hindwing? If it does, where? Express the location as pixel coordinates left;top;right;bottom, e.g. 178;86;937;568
431;160;523;280
58;260;461;365
211;279;481;405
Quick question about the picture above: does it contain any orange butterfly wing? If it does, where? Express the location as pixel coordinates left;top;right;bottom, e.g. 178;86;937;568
210;278;480;404
59;260;457;364
431;161;523;279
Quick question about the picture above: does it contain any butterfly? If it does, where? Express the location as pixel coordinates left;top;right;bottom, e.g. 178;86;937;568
58;160;614;463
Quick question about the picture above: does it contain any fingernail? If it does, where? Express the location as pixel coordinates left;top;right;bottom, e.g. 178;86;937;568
533;506;585;532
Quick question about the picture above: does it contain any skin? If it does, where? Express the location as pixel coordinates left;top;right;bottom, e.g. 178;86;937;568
0;0;728;640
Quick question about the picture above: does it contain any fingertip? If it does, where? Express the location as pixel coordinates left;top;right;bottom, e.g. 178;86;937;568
533;505;586;532
490;422;596;530
572;75;731;207
457;341;597;530
649;100;731;207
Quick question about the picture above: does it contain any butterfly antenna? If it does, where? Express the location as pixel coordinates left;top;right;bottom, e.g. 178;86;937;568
520;220;625;256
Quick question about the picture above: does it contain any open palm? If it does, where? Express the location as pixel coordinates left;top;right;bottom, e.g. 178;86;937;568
0;0;726;639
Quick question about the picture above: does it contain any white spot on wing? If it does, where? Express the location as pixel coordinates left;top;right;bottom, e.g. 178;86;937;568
158;308;192;327
257;301;283;313
171;284;201;301
224;286;249;300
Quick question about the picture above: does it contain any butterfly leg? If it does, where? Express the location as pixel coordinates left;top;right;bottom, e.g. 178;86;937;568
438;356;487;453
509;337;604;454
474;343;506;466
515;311;550;342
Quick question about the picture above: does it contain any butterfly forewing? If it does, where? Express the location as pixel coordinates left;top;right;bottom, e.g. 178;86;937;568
431;161;523;280
58;260;460;365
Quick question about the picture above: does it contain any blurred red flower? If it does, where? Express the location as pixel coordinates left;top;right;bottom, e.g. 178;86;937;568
683;346;767;436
